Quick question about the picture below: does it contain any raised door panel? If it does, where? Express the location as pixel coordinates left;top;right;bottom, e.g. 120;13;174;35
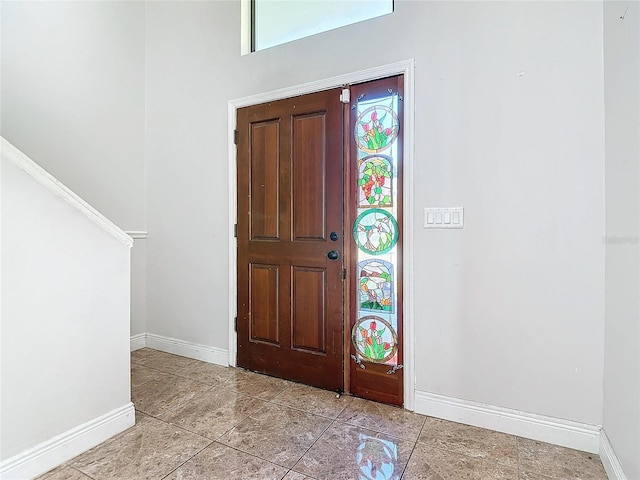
249;264;279;345
292;267;326;353
250;121;280;240
292;113;326;241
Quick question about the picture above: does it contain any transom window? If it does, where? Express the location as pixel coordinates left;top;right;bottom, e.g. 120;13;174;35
250;0;393;52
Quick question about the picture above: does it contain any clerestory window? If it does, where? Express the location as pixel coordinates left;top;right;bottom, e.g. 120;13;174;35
249;0;393;52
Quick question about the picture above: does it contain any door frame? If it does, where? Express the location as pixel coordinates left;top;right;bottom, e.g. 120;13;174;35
227;59;416;410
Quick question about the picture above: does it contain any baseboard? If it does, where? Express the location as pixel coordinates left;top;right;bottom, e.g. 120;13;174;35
130;333;146;351
599;430;627;480
145;333;229;366
0;403;135;480
414;390;600;454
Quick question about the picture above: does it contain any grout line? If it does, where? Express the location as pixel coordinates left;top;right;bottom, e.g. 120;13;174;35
398;438;419;479
158;440;214;480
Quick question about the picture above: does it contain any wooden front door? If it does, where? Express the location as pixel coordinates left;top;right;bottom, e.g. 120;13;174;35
236;88;345;392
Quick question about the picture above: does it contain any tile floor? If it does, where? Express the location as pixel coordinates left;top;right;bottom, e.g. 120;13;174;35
38;349;609;480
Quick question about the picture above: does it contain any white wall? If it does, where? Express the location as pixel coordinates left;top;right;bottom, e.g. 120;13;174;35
145;0;605;429
0;145;133;478
0;0;147;338
603;1;640;477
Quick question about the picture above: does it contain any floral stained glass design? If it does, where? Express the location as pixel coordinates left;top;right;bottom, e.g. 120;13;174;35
353;209;398;256
352;316;398;364
358;259;394;313
358;155;393;207
352;90;401;367
355;105;399;154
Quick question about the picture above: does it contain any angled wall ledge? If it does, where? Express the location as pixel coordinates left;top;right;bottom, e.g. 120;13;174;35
1;137;133;248
125;231;148;240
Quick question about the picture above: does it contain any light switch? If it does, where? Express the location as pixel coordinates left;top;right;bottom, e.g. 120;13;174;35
424;207;464;229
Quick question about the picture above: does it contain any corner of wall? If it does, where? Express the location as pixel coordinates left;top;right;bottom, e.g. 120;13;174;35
600;429;628;480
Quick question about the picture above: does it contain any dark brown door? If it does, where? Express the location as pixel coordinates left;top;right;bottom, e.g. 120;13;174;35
236;89;344;391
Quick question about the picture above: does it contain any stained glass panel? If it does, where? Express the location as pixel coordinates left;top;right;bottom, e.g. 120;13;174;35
353;209;398;255
358;259;394;313
358;155;393;207
351;316;398;364
354;105;399;154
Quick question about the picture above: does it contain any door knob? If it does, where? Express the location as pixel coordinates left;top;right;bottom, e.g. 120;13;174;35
327;250;340;260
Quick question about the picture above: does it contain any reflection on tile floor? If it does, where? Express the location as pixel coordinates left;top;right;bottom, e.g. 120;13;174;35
37;349;609;480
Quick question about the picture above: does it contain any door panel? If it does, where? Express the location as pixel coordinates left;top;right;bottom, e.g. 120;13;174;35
249;264;279;345
237;89;344;392
250;121;280;240
292;114;326;240
292;267;325;353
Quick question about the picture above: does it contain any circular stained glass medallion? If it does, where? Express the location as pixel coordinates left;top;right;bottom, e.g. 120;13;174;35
354;105;399;154
353;208;399;255
351;316;398;364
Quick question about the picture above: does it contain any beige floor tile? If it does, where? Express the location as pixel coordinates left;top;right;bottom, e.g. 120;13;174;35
131;362;163;388
337;397;426;441
130;348;158;364
272;383;353;419
418;417;518;469
294;421;413;480
517;438;608;479
402;443;517;480
223;368;293;400
132;372;213;416
71;416;211;480
130;350;200;375
172;360;234;385
219;403;332;468
159;388;267;439
35;466;93;480
164;442;288;480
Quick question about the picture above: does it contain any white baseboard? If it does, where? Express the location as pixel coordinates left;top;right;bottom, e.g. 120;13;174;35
0;403;135;480
130;333;146;351
600;430;627;480
414;390;600;454
145;333;229;366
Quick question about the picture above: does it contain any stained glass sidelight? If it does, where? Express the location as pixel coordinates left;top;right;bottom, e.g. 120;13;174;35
352;90;401;367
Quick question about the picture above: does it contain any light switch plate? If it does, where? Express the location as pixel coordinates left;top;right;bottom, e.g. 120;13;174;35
424;207;464;229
